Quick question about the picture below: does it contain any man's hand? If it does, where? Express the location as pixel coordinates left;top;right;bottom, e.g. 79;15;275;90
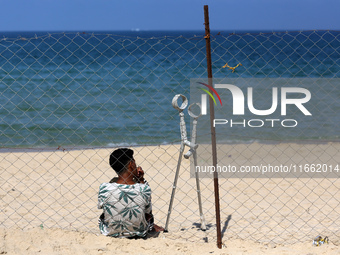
145;213;164;233
136;166;145;183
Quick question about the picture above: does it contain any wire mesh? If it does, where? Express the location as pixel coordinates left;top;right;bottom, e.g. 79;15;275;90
0;30;339;245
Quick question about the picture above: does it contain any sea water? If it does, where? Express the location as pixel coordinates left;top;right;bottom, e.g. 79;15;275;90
0;30;339;148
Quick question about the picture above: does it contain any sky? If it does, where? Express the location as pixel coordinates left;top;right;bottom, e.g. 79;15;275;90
0;0;339;32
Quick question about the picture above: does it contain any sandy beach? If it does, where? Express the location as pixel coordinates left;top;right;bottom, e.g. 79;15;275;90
1;227;339;255
1;143;339;254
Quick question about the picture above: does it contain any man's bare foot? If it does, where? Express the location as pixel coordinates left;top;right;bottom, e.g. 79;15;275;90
153;224;165;232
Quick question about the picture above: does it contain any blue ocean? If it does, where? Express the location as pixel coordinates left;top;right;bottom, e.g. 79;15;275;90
0;30;339;148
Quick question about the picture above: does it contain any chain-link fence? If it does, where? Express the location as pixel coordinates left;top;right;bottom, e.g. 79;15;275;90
0;30;339;245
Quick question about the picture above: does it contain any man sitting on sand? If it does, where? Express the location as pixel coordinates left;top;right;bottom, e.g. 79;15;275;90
98;148;164;238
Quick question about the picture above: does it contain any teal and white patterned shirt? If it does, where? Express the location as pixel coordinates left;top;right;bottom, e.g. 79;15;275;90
98;182;152;237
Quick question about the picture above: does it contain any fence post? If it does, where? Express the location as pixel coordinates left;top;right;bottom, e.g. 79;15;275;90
204;5;223;249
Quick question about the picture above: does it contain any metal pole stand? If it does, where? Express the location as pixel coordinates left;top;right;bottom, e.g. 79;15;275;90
164;94;206;232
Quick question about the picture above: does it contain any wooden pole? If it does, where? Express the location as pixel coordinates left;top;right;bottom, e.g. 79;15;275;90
204;5;222;249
